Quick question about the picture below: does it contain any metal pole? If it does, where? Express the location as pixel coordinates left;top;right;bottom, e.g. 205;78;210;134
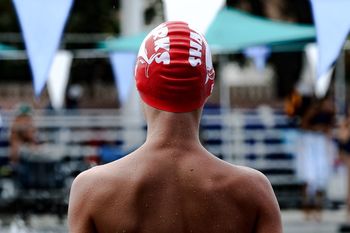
120;0;145;149
120;0;144;36
219;55;234;163
335;50;346;116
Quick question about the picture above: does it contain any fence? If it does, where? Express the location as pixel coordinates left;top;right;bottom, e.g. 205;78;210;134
0;107;315;213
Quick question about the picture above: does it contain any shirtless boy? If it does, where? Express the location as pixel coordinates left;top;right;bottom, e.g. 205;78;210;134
68;21;282;233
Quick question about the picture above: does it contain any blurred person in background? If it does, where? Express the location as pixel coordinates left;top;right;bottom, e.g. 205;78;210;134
297;96;336;221
337;110;350;221
9;103;37;165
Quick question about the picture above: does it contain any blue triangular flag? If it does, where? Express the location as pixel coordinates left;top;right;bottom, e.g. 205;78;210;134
12;0;74;95
110;52;137;106
243;46;271;71
310;0;350;77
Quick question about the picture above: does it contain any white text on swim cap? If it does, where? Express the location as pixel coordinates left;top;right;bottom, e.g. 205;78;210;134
152;24;170;65
189;31;203;67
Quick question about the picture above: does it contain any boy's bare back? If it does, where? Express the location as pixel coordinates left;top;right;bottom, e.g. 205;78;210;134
69;143;282;233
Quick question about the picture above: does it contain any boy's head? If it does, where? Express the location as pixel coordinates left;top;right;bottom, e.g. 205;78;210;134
135;21;215;113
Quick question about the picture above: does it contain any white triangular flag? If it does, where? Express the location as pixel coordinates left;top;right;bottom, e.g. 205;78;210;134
163;0;225;34
316;70;334;98
47;51;73;110
303;44;334;98
13;0;74;95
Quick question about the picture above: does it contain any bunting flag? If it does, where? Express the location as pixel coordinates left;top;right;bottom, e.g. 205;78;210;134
301;44;334;98
110;52;137;106
163;0;225;34
316;69;334;98
310;0;350;77
243;46;271;71
306;43;334;98
47;51;73;110
12;0;74;95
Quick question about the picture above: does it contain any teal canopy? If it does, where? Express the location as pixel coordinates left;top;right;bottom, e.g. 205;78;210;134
99;7;316;53
206;8;315;53
100;32;148;52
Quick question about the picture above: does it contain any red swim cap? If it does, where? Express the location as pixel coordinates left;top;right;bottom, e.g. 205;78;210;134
135;21;215;113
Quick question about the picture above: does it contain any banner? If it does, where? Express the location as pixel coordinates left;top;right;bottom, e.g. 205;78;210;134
310;0;350;77
243;46;271;71
47;51;73;110
12;0;74;95
306;44;334;98
110;52;137;106
298;44;333;98
163;0;225;34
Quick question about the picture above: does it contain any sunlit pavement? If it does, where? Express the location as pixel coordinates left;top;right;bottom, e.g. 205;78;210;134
0;209;348;233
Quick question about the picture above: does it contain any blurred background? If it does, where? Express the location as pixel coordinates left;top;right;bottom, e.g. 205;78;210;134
0;0;349;232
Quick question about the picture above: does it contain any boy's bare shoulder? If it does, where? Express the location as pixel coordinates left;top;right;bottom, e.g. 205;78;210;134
70;165;107;198
235;165;271;185
71;161;125;190
222;163;273;198
69;162;128;212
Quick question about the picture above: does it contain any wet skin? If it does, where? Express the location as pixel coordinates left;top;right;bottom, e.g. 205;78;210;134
68;106;282;233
